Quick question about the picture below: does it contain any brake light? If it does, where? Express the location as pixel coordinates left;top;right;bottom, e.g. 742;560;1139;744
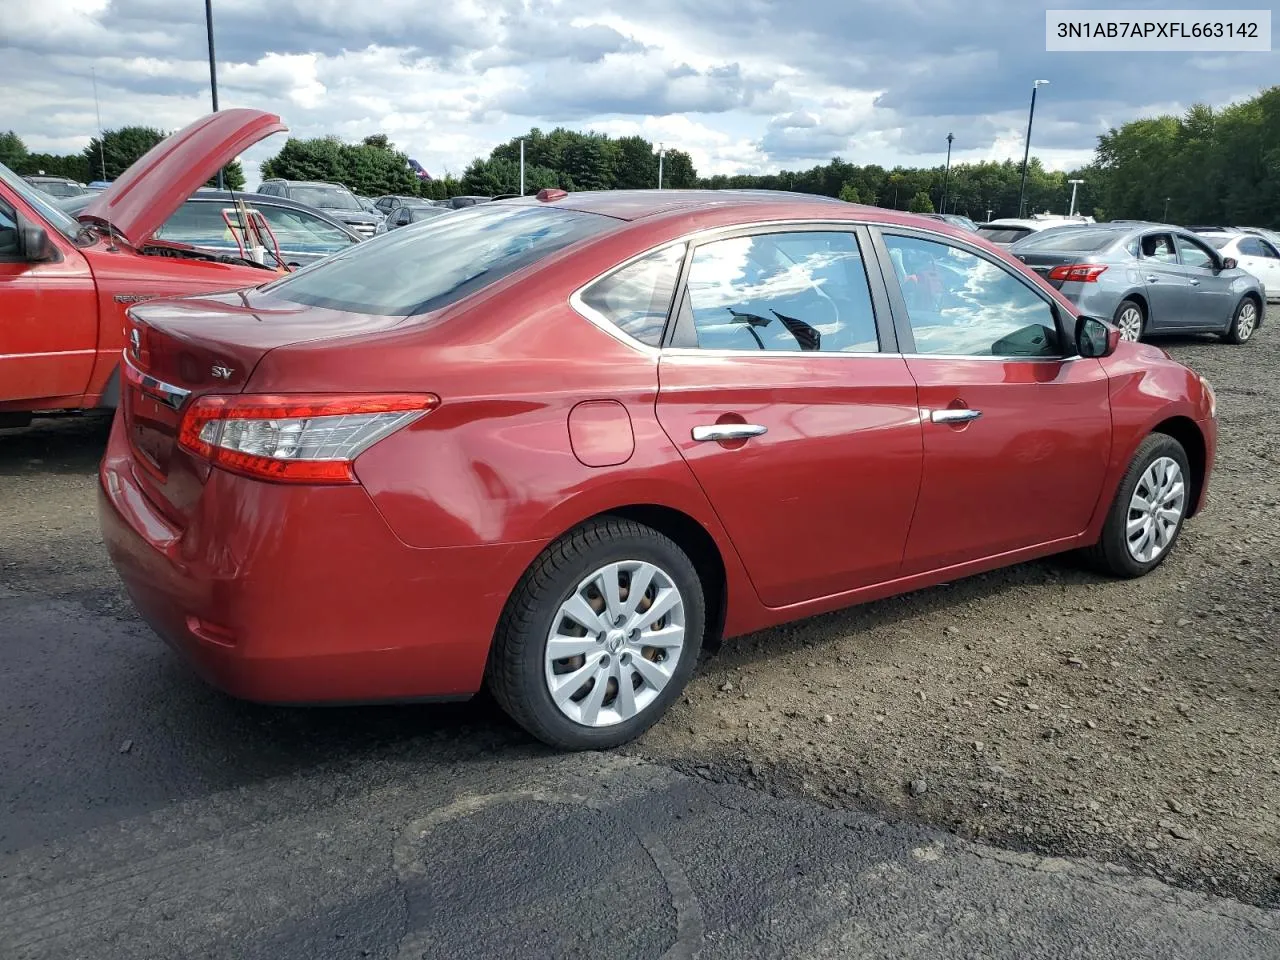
1048;264;1109;283
177;394;438;483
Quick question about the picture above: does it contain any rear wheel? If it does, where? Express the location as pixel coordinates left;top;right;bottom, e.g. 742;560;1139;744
486;517;705;750
1081;433;1191;579
1222;297;1259;344
1113;298;1145;342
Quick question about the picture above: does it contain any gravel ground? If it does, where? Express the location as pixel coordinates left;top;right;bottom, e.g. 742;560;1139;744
2;327;1277;914
639;330;1280;909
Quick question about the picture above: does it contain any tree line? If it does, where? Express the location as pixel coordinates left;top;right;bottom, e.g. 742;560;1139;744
3;84;1275;227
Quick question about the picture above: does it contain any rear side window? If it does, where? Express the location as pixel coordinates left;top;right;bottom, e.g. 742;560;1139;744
264;205;614;316
578;243;685;347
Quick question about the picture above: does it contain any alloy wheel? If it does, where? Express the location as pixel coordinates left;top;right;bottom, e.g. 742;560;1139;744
543;560;686;727
1125;456;1185;563
1236;301;1258;341
1117;306;1143;342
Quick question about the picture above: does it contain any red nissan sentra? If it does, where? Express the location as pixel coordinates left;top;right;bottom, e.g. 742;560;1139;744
99;189;1218;749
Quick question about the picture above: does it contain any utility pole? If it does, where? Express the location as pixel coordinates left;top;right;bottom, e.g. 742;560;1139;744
657;143;665;189
519;138;525;195
205;0;223;189
941;133;954;213
1067;178;1084;217
1018;79;1049;218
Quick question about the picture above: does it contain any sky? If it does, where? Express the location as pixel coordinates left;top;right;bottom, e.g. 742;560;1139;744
2;0;1275;188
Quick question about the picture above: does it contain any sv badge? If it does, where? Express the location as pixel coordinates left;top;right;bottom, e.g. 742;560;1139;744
211;365;235;380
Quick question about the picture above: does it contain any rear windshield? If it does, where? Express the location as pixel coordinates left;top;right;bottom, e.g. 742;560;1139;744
290;185;362;211
263;204;615;316
1012;228;1121;252
976;226;1031;244
1202;235;1232;249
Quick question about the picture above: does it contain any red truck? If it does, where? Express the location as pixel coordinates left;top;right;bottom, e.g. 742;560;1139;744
0;109;287;426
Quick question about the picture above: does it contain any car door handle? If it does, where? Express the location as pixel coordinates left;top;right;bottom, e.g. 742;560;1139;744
1146;276;1160;282
1189;279;1200;286
930;408;983;424
692;423;768;442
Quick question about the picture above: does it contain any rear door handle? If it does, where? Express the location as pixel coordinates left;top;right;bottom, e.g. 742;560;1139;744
1189;279;1200;286
692;423;768;442
1146;275;1160;282
930;408;983;424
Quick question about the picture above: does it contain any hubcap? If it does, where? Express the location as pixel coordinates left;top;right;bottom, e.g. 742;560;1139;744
1237;302;1257;340
1126;457;1185;563
544;560;686;728
1117;307;1143;342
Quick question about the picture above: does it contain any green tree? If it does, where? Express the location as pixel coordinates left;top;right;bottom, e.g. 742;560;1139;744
660;148;698;189
260;135;419;195
0;131;26;170
83;126;166;180
838;182;861;203
907;190;935;213
614;135;657;189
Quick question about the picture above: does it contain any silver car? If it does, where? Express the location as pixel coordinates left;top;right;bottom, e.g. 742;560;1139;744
1010;222;1266;344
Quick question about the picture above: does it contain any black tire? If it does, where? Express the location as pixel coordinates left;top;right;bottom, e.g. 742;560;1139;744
1081;433;1191;579
1112;298;1146;342
1222;296;1260;345
486;517;705;750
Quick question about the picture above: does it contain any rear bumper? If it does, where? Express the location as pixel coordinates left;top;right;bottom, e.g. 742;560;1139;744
98;413;543;704
1194;414;1217;517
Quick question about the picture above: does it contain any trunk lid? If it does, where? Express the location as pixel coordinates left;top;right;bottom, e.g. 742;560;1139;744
1012;252;1083;289
81;109;286;249
122;289;406;525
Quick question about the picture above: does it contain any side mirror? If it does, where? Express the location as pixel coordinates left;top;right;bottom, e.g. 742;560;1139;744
1221;256;1238;271
17;215;57;263
1075;314;1119;358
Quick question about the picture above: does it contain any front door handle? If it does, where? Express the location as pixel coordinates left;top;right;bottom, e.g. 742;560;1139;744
692;423;768;442
1189;279;1201;286
1146;275;1160;282
930;408;983;425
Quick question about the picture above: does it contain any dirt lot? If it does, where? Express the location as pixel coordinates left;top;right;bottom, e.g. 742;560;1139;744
641;330;1280;908
3;328;1277;912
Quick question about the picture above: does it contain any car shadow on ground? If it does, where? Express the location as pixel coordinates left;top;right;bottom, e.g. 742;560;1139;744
0;413;113;477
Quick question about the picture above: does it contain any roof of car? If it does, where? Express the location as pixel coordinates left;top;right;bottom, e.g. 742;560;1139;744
500;188;860;222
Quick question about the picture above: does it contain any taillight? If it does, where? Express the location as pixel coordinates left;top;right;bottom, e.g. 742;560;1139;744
177;394;438;483
1047;264;1108;283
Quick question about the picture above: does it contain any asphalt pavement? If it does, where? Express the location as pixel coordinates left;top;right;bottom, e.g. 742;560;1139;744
1;416;1278;959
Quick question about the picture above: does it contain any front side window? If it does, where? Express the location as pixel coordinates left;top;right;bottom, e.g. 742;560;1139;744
1141;233;1177;262
262;204;614;316
1175;235;1215;270
1238;236;1278;259
684;231;879;353
153;200;234;245
578;243;686;347
256;205;357;251
0;198;18;258
883;234;1061;358
0;161;80;242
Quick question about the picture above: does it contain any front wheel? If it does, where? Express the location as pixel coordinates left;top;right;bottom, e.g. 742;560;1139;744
1222;297;1259;344
1081;433;1191;579
486;517;705;750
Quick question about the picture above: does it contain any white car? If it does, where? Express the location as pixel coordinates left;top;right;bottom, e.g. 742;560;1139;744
975;214;1094;247
1201;231;1280;301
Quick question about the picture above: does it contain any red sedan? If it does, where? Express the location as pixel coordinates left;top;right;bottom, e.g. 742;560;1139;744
99;190;1218;749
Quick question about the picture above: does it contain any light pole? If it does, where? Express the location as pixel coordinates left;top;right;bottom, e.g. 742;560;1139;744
941;132;954;213
1163;196;1171;220
1018;79;1049;218
518;138;525;195
657;143;665;189
205;0;223;189
1067;178;1084;217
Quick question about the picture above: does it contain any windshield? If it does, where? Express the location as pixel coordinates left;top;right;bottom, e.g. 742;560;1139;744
0;162;82;241
976;226;1032;244
289;185;362;211
1012;228;1121;252
261;204;615;316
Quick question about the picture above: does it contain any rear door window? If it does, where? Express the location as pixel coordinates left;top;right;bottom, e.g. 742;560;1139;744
264;204;615;316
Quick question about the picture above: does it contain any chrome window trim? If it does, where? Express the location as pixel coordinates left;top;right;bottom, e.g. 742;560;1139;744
567;216;1077;362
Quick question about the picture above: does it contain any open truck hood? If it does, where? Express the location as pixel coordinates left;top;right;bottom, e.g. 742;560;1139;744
80;109;287;249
